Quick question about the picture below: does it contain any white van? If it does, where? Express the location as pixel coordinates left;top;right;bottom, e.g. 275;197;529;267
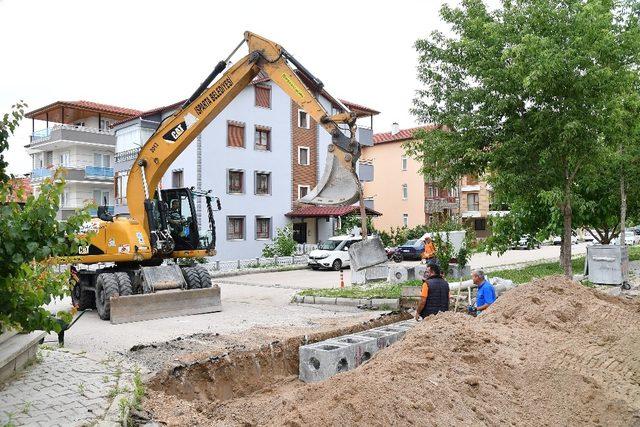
307;235;362;271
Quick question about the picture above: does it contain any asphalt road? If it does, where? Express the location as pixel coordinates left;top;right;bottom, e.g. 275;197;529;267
218;243;589;289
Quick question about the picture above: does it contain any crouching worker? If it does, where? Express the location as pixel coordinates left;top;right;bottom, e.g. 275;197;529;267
467;268;496;316
415;263;450;320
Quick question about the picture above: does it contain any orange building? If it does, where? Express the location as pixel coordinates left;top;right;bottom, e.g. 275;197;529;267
362;124;459;231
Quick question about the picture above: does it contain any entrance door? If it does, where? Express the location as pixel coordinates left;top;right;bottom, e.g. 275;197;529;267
293;223;307;244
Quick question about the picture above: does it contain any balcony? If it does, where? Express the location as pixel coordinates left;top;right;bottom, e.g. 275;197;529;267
27;124;116;149
115;147;141;163
31;165;114;182
425;197;458;213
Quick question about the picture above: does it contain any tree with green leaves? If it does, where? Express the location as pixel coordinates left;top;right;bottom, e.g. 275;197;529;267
0;102;90;334
406;0;640;276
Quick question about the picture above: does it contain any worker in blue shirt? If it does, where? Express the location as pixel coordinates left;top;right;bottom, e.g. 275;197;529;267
467;268;496;316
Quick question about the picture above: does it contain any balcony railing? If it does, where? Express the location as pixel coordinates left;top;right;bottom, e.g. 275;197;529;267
425;197;458;213
115;147;141;163
88;206;115;216
32;167;53;179
29;124;116;147
85;166;114;179
31;165;114;182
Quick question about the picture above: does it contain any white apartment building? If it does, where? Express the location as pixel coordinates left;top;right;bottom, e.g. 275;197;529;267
113;75;379;260
25;101;141;220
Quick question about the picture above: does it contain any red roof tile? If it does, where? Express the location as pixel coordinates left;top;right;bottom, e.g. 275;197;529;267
285;205;381;218
372;125;438;145
26;101;142;120
339;99;380;115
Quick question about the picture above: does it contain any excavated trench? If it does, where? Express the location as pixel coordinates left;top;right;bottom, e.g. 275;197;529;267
147;312;410;404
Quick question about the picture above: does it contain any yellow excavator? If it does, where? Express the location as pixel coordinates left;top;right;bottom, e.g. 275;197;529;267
68;31;387;324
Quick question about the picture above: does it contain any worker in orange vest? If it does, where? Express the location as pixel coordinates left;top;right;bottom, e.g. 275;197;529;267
421;236;436;264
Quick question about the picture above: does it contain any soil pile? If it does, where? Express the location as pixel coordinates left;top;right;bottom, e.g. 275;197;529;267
146;276;640;426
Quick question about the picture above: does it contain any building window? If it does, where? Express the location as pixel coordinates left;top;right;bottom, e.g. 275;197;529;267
172;170;184;188
298;185;311;199
94;153;110;168
467;193;480;211
255;172;271;195
449;186;459;198
428;185;434;198
298;146;310;165
60;191;69;207
364;198;374;210
256;217;271;239
227;216;245;240
227;169;244;194
115;171;129;205
254;126;271;151
227;121;245;148
298;110;310;129
401;156;408;171
474;218;486;231
255;85;271;108
402;184;408;200
59;151;70;167
402;213;409;227
93;190;110;206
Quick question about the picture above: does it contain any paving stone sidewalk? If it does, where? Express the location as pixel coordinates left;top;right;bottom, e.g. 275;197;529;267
0;346;135;426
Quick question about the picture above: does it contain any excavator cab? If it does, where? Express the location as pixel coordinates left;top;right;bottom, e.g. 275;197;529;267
156;188;217;254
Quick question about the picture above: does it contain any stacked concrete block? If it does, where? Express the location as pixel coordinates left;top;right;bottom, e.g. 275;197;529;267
351;263;390;285
414;265;427;281
299;320;416;383
388;266;408;283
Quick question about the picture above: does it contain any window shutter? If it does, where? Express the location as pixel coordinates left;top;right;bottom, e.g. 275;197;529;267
227;122;245;148
255;85;271;108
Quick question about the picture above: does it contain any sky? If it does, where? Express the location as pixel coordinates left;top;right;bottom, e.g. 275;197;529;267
0;0;473;175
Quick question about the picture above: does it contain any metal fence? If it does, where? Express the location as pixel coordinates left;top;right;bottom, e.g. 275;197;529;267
206;255;309;272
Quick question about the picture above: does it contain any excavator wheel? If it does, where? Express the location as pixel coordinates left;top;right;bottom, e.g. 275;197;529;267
181;266;202;290
114;272;133;296
194;265;213;289
95;273;120;320
71;283;95;310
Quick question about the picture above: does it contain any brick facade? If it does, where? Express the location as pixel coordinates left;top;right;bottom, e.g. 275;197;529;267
290;100;318;207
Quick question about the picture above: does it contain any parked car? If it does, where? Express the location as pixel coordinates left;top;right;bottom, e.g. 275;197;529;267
395;239;425;261
307;235;362;271
552;234;578;245
512;235;541;250
612;231;640;246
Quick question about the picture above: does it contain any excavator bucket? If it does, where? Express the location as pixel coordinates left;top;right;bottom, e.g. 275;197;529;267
109;265;222;324
299;149;360;206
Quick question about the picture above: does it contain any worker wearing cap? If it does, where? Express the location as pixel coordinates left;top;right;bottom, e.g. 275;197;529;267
415;263;450;320
467;268;496;316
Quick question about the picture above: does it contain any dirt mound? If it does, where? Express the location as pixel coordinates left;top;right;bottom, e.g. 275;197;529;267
145;276;640;426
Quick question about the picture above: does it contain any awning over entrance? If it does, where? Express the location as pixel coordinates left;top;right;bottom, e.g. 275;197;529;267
285;205;381;218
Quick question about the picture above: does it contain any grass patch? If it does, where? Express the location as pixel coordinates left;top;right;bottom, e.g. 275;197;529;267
296;245;640;299
298;283;405;299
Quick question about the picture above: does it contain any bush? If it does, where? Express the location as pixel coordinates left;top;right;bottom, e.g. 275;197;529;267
0;103;91;334
262;225;296;257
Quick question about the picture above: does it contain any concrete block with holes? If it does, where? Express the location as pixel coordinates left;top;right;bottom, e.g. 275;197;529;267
298;320;416;383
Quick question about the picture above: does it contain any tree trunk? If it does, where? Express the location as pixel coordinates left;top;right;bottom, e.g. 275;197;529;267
560;167;573;277
620;144;626;247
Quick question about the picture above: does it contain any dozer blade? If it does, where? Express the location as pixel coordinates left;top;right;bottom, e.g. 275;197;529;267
348;236;388;271
110;286;221;324
299;149;360;205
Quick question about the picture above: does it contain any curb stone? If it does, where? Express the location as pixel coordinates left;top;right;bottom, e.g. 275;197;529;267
294;296;399;310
